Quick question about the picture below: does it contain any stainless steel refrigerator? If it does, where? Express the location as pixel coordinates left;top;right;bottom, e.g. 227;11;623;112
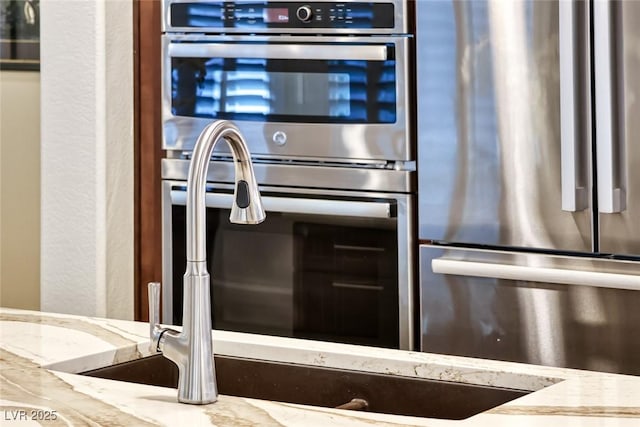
416;0;640;375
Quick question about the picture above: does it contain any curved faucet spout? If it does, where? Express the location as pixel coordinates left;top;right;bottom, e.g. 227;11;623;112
187;120;266;263
151;120;265;405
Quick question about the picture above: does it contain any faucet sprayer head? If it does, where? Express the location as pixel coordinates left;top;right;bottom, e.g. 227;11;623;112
223;125;265;225
230;175;266;224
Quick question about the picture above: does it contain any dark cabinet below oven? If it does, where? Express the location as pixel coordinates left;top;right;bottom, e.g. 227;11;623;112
292;223;399;348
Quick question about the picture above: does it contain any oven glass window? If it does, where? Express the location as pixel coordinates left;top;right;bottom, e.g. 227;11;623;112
171;55;397;123
171;197;400;348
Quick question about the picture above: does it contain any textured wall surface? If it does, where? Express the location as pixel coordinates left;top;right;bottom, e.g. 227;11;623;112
0;71;41;310
40;0;134;319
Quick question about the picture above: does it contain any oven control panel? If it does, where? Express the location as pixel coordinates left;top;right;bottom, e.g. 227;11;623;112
168;1;396;30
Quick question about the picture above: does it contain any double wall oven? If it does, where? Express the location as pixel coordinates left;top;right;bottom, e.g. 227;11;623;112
161;0;416;349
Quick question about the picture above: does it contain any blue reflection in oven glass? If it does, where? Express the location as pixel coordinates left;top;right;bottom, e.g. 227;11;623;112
171;55;396;123
177;2;269;29
183;4;223;27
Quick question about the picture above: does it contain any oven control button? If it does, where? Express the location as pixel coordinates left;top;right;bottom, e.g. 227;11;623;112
296;6;313;22
272;131;287;146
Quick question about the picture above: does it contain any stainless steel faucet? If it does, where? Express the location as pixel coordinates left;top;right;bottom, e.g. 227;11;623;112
148;120;265;404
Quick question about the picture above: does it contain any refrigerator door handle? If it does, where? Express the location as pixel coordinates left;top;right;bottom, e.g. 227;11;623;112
560;0;588;212
594;0;627;213
431;258;640;292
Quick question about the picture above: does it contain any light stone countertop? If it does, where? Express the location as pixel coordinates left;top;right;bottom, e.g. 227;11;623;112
0;307;638;426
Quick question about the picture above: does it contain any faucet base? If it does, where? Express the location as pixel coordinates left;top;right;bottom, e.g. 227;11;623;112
176;267;218;405
178;394;218;405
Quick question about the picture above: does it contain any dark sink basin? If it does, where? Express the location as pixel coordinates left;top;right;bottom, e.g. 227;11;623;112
81;354;529;420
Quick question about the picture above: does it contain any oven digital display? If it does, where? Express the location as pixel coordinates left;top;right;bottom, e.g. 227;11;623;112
264;8;289;23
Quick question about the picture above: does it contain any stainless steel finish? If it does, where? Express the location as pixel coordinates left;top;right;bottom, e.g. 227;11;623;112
420;245;640;376
416;0;640;377
598;0;640;256
559;0;588;212
153;120;265;404
162;158;414;194
594;0;626;214
162;35;412;162
425;246;640;287
161;0;416;351
416;0;592;251
169;42;389;61
148;282;168;353
162;179;415;350
161;0;408;35
431;258;640;292
171;189;393;219
173;152;414;168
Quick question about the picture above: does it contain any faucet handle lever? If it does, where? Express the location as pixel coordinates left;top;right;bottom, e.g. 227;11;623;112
148;282;162;353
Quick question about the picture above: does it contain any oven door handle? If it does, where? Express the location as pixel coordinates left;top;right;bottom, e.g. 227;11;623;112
171;190;394;219
168;43;389;61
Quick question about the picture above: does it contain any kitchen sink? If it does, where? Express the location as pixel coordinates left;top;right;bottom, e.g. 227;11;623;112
81;354;529;420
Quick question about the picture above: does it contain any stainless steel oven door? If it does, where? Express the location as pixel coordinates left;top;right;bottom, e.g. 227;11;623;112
162;180;414;349
161;34;412;162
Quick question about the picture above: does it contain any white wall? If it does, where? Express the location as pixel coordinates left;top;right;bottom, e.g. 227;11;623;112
40;0;134;319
